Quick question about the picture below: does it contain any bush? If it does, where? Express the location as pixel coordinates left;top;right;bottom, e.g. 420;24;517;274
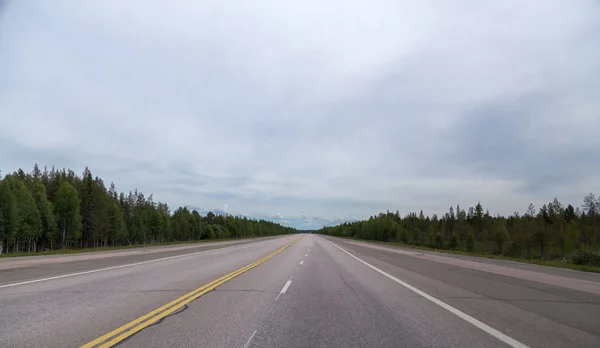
426;227;436;248
494;225;509;254
571;250;600;266
502;240;521;257
435;233;445;249
411;227;423;246
395;228;409;244
465;232;475;252
448;232;460;249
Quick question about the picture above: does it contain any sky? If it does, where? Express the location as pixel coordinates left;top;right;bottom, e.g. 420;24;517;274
1;1;599;229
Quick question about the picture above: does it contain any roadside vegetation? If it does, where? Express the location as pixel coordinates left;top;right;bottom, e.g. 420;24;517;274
0;165;295;255
319;196;600;272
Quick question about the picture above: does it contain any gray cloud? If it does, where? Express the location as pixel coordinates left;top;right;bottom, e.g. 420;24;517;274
447;91;600;195
1;0;599;227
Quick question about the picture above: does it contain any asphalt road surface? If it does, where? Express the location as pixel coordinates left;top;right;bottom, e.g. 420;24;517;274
1;234;599;348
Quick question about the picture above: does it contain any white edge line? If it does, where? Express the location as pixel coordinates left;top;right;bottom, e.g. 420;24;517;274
1;246;229;289
328;241;529;348
243;329;257;348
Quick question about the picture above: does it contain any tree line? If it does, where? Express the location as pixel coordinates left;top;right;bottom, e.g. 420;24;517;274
0;165;295;254
318;196;600;266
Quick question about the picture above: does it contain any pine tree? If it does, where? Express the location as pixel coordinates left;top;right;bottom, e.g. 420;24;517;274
0;178;18;253
30;181;58;250
8;176;42;252
54;180;82;248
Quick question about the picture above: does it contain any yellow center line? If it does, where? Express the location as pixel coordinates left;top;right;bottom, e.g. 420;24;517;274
81;237;301;348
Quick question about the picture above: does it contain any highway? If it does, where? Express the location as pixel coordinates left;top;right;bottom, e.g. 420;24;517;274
1;234;599;348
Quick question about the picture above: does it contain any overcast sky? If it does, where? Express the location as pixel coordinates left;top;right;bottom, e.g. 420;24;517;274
1;1;599;229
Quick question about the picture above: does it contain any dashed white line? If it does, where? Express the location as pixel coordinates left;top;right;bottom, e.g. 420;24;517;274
275;279;293;302
329;241;529;348
299;261;304;265
280;280;292;294
305;254;308;257
243;330;257;348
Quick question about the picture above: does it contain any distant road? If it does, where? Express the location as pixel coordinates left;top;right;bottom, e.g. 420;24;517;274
1;235;598;347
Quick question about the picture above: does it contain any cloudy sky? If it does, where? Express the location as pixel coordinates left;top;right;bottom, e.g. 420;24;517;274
1;1;599;229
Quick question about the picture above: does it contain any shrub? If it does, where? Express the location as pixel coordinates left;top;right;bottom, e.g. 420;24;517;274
411;227;422;246
448;232;460;250
502;240;521;257
465;232;475;252
435;233;445;249
426;227;437;248
396;228;410;244
494;225;509;254
571;250;600;266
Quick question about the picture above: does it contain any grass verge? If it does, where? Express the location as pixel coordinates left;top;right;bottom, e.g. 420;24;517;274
332;236;600;274
0;236;266;258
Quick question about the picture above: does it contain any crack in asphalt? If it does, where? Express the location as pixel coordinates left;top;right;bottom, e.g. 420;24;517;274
113;304;190;347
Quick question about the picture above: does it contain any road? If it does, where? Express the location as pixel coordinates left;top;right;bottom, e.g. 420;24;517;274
1;234;599;348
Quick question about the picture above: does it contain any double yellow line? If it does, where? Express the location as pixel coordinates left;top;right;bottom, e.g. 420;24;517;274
81;238;300;348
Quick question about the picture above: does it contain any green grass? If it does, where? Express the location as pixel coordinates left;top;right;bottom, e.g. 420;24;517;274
333;236;600;273
0;236;265;258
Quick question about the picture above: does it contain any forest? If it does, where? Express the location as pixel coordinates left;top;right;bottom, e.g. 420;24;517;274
319;195;600;267
0;164;295;254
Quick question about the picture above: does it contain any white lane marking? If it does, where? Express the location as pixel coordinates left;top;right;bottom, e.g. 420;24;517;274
0;239;291;289
305;254;308;257
280;280;292;294
243;330;257;348
275;279;293;302
299;260;304;265
329;241;529;348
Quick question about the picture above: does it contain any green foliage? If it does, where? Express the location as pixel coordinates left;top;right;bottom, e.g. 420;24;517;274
448;232;460;250
318;195;600;269
6;176;42;252
208;225;216;240
411;227;422;246
585;226;597;248
435;233;445;249
465;231;476;252
571;250;600;266
426;225;437;248
501;241;520;257
0;164;295;254
494;224;509;254
106;199;127;245
30;181;58;249
396;227;410;244
54;180;82;248
561;222;579;256
0;178;18;252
